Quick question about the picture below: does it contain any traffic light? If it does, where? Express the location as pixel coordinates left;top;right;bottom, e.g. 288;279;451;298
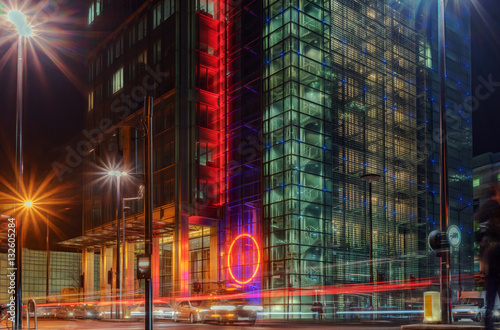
193;280;201;294
428;230;448;257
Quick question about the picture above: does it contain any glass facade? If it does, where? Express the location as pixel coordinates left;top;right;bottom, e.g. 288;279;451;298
263;0;333;316
74;0;474;319
0;249;81;301
330;0;427;310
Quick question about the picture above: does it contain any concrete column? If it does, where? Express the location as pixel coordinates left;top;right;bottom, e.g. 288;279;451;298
210;226;218;291
112;247;117;294
82;248;94;301
152;237;160;299
125;241;135;299
99;247;108;293
173;215;190;297
100;246;114;318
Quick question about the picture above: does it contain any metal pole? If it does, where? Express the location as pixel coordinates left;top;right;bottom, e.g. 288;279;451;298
360;174;379;315
14;36;24;330
438;0;451;324
122;197;126;313
368;180;373;310
458;211;461;299
144;96;154;330
46;213;50;299
115;176;121;319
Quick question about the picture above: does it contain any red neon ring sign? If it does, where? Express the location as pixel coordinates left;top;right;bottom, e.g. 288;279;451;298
227;234;261;285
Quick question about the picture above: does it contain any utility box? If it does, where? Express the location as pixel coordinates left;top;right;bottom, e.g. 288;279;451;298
424;291;442;323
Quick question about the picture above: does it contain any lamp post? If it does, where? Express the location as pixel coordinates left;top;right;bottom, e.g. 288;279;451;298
108;170;126;319
360;173;381;312
437;0;451;324
8;10;33;330
144;96;154;330
46;213;49;299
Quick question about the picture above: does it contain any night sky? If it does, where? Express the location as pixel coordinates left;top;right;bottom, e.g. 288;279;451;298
471;0;500;156
0;2;86;249
0;0;499;249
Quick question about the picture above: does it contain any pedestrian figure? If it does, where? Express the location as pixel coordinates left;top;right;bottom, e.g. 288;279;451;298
311;301;323;320
475;186;500;330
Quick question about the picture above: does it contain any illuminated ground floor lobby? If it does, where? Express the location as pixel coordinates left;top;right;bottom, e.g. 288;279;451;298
61;210;432;320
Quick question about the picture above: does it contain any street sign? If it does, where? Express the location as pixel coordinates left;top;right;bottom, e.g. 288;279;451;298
447;225;461;248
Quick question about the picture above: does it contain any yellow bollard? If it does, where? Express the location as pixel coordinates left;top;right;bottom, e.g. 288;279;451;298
423;291;441;323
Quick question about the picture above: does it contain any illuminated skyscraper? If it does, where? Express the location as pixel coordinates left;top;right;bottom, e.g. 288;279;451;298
65;0;473;318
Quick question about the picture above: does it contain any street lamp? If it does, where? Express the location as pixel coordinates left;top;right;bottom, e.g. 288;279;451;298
108;170;126;319
436;0;451;324
360;173;380;313
7;9;33;330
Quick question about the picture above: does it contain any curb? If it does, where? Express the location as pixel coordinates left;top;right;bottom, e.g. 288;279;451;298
401;324;483;330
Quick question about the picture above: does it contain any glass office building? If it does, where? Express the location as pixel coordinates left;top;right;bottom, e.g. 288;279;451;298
67;0;473;318
0;249;82;302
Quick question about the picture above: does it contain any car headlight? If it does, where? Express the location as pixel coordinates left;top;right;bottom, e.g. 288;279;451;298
469;311;476;314
243;306;264;311
211;306;236;311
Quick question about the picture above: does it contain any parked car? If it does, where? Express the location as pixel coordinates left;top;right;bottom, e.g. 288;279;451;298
452;291;499;322
83;304;103;320
57;304;85;319
196;300;224;324
130;303;174;320
213;298;261;325
173;300;203;323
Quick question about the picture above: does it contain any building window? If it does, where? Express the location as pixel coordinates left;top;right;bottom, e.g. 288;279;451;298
115;37;123;59
128;26;136;48
473;177;480;187
138;17;147;41
88;0;103;24
113;67;124;93
153;40;162;63
198;141;216;167
88;91;94;111
95;85;103;104
153;4;162;29
163;0;175;20
197;0;215;17
107;47;114;66
138;51;147;65
88;3;95;24
88;61;94;82
95;55;102;76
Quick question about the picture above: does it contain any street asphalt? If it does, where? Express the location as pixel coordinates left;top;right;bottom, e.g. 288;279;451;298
6;319;495;330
